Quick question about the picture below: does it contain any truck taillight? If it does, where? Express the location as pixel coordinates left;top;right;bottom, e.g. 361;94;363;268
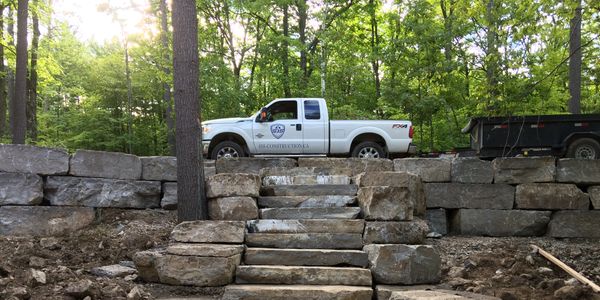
409;125;414;138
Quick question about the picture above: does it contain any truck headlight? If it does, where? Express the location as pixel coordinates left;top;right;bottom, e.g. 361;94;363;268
202;126;211;134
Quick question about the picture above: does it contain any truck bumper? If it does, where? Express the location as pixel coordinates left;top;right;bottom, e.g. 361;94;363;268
408;143;417;154
202;140;210;156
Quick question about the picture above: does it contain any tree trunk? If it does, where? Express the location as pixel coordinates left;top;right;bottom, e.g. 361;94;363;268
369;0;381;100
282;4;291;97
12;0;28;144
0;5;6;137
7;7;15;136
485;0;499;113
172;0;206;222
27;0;39;141
297;0;308;93
159;0;175;155
568;0;582;114
125;42;133;154
320;45;327;97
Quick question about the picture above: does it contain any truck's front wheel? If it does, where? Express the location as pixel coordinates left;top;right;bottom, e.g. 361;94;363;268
351;142;385;159
211;141;245;160
566;138;600;159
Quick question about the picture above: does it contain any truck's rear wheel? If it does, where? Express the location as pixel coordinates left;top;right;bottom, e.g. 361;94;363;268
211;141;245;160
566;138;600;159
351;142;385;159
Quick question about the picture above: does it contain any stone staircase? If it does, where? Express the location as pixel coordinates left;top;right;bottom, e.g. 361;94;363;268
222;168;373;299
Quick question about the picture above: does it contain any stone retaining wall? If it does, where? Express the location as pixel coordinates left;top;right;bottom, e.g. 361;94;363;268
412;157;600;238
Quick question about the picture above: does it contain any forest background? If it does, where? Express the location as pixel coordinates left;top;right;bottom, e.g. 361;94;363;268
0;0;598;155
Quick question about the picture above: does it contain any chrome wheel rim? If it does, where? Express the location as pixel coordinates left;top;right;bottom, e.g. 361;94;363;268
358;147;380;159
216;147;239;159
575;145;596;159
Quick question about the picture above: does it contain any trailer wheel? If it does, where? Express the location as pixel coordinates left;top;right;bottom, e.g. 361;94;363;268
566;138;600;160
351;142;385;159
211;141;245;160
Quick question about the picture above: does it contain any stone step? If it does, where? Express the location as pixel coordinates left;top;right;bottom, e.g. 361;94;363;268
235;265;372;286
244;248;369;267
260;167;353;177
259;207;361;219
258;195;356;208
246;219;365;234
245;233;363;249
222;284;373;300
262;175;351;186
261;185;358;196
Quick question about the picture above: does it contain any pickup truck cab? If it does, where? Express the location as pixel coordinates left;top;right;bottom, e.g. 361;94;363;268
202;98;415;159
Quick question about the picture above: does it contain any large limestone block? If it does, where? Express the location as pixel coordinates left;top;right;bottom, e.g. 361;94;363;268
547;211;600;238
376;285;501;300
298;158;393;176
515;183;589;210
451;158;494;183
216;158;297;174
244;248;368;267
0;172;43;205
424;183;514;209
590;186;600;209
161;182;177;210
140;156;177;181
261;184;358;197
209;197;258;220
0;206;95;236
133;249;164;282
259;207;360;219
245;233;363;249
246;219;365;234
355;171;426;216
70;150;142;180
364;244;441;285
556;159;600;185
170;220;245;243
363;220;428;244
492;157;555;184
450;209;551;236
44;176;161;208
357;186;413;221
206;173;261;198
0;144;69;175
235;265;372;286
393;158;451;182
257;195;356;208
155;254;241;286
166;243;244;257
222;285;373;300
260;167;353;177
426;208;448;235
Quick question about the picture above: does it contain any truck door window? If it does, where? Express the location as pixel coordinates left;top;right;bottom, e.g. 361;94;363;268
304;100;321;120
267;101;297;121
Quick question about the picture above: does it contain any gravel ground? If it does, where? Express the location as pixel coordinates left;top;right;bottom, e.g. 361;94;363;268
1;210;599;299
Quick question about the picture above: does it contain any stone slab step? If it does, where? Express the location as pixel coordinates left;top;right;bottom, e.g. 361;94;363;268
262;175;351;186
245;233;363;249
246;219;365;234
260;167;354;177
222;284;373;300
235;265;372;286
376;285;500;300
261;184;358;196
258;195;356;208
244;248;369;267
259;207;361;219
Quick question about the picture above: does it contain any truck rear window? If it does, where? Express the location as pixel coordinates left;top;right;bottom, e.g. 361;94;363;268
304;100;321;120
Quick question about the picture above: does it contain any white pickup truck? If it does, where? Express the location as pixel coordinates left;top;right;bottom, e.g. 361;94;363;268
201;98;415;159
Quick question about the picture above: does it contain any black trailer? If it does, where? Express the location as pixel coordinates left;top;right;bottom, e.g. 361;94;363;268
462;114;600;159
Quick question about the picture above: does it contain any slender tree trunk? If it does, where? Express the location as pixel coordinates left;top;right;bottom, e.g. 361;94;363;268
7;8;15;135
172;0;206;222
297;0;308;94
485;0;499;113
43;0;52;112
27;0;39;141
320;45;327;97
568;0;582;114
12;0;28;144
282;4;291;97
0;5;6;137
160;0;175;155
125;42;133;153
369;0;381;100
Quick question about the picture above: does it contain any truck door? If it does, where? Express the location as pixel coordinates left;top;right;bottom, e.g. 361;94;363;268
302;100;327;154
252;100;304;154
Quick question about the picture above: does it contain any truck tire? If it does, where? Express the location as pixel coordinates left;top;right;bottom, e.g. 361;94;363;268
566;138;600;159
211;141;245;160
351;141;385;159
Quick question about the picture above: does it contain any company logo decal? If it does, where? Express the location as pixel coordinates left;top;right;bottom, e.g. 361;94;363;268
270;123;285;139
